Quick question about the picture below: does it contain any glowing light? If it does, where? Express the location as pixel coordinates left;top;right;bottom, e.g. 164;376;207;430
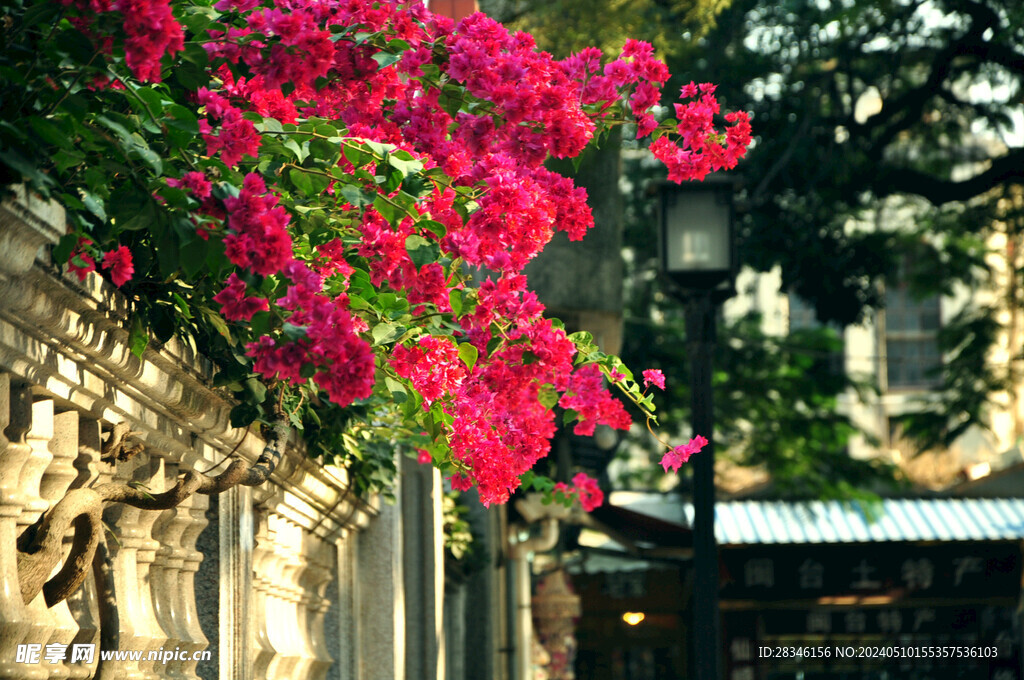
622;612;645;626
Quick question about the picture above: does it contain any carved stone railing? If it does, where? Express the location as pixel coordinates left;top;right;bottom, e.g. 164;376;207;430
0;187;380;680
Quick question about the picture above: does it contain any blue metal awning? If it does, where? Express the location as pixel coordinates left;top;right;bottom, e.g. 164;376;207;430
689;498;1024;545
604;493;1024;545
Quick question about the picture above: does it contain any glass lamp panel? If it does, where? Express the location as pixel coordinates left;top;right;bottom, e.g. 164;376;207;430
664;189;730;273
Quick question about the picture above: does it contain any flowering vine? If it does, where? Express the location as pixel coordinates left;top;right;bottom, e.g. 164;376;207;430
0;0;748;508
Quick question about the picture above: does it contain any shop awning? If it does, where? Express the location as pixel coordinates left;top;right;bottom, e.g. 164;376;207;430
702;498;1024;545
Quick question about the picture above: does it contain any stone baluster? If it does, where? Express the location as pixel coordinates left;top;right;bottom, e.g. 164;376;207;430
21;399;54;528
64;418;106;680
125;455;171;680
0;376;46;680
150;463;189;680
251;512;279;680
264;515;304;680
174;493;209;680
149;460;211;680
14;391;53;680
104;454;165;680
302;536;335;680
70;415;104;491
38;408;84;680
288;519;313;680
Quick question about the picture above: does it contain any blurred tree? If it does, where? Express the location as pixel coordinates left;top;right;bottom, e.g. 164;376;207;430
688;0;1024;453
480;0;727;58
690;0;1024;324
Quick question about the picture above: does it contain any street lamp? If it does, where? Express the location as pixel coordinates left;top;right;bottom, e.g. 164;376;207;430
657;174;736;680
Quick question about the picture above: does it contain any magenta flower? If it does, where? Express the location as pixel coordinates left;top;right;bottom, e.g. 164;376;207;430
572;472;604;512
213;273;268;321
102;245;134;287
659;435;708;474
642;369;666;391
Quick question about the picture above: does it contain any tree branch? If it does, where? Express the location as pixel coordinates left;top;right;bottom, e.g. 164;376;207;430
873;147;1024;205
16;420;290;607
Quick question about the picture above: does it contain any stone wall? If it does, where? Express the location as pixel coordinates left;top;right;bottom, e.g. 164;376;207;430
0;188;447;680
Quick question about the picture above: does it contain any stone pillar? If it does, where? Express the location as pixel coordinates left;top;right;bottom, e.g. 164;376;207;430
0;379;45;680
463;497;504;680
357;485;404;680
220;484;254;680
401;457;444;680
332;534;358;680
442;581;466;680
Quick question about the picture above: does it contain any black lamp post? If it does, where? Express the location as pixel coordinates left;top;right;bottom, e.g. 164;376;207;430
657;175;736;680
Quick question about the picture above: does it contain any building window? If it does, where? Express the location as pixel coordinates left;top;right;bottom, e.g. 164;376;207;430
787;294;845;375
884;285;941;389
788;293;819;332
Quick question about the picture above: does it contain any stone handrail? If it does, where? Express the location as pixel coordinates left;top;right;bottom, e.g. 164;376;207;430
0;186;379;680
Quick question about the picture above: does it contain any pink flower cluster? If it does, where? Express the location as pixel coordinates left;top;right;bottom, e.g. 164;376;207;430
650;82;753;182
102;245;134;287
72;0;750;504
222;173;293;277
197;88;263;168
116;0;183;82
213;273;269;321
406;275;629;505
62;0;182;82
642;368;666;391
246;259;375;408
660;435;708;473
559;364;632;437
66;238;133;287
390;336;466;405
553;472;604;512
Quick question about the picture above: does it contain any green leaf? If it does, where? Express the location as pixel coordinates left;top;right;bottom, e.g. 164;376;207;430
80;191;106;223
283;139;308;163
243;377;267;404
372;51;402;69
343;143;370;168
290;167;315;196
128;316;149;358
458;342;478;372
405;234;441;268
384;376;408;404
202;307;233;344
537;385;558;409
180;237;208;278
282;323;308;340
372;323;403;346
449;289;463;317
419;219;447;239
374;195;404;226
21;2;62;27
28;117;72;149
229;403;259;428
157;227;179;276
335;184;362;208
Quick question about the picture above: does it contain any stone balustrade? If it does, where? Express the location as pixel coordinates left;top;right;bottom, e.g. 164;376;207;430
0;187;449;680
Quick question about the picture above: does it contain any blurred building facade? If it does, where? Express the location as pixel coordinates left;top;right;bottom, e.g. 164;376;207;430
724;195;1024;492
